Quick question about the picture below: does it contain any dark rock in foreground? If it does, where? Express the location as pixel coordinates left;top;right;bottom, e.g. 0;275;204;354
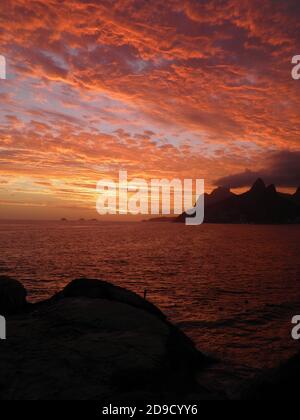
2;277;297;400
242;352;300;400
0;278;214;401
55;278;166;320
0;276;27;315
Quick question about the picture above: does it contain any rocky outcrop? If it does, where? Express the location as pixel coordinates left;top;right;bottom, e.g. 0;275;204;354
242;352;300;400
2;277;299;400
294;187;300;205
54;278;166;320
0;278;213;401
0;276;27;315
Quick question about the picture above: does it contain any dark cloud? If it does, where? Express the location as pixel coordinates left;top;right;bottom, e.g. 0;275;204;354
215;150;300;188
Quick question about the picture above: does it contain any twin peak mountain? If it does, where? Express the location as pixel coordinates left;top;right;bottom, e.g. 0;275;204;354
176;179;300;224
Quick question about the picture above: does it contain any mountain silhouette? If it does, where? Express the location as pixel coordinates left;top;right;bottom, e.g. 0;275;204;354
249;178;266;196
176;179;300;224
205;186;235;206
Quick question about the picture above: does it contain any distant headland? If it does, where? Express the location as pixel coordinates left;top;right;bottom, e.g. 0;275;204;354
149;179;300;224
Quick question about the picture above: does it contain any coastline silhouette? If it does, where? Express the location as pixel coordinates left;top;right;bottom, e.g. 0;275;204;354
148;179;300;224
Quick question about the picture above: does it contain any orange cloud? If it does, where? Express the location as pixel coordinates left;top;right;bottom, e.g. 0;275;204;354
0;0;300;218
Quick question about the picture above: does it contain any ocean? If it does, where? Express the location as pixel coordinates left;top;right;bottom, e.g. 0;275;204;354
1;220;300;390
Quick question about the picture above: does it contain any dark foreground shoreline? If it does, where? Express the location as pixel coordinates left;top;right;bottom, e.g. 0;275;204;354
0;276;299;400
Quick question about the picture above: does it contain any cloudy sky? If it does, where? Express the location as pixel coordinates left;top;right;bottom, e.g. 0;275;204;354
0;0;300;219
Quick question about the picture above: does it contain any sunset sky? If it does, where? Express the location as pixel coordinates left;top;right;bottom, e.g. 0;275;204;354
0;0;300;219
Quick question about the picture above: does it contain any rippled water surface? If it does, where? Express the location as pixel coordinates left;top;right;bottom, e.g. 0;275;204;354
1;220;300;383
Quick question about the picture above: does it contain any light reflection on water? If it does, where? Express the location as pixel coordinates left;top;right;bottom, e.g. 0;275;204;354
0;220;300;378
